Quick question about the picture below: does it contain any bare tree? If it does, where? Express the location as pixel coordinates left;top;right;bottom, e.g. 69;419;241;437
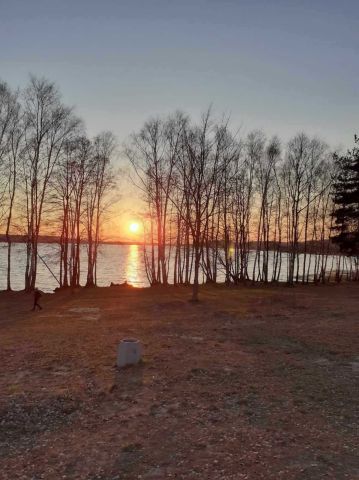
253;136;281;283
52;135;93;288
0;81;23;290
21;76;80;290
178;110;224;301
126;113;187;285
85;132;116;287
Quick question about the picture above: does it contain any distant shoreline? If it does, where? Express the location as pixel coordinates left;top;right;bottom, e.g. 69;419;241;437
0;235;144;246
0;234;341;254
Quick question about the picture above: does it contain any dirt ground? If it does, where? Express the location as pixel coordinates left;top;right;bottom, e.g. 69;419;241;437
0;283;358;480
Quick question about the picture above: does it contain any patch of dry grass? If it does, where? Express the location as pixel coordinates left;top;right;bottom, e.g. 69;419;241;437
0;283;358;479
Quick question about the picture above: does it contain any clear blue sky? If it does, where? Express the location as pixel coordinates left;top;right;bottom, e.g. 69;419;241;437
1;0;358;149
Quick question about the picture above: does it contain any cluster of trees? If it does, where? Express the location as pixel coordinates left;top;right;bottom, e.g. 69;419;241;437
127;110;358;300
0;76;115;291
1;76;357;296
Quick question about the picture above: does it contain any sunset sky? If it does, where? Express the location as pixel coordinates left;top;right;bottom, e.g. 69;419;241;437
1;0;358;239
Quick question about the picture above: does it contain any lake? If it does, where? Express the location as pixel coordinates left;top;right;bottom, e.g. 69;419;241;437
0;242;347;292
0;243;148;292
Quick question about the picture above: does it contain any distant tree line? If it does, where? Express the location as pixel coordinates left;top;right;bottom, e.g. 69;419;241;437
127;110;358;300
0;76;115;291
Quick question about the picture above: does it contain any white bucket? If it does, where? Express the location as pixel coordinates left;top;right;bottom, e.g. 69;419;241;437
117;338;142;368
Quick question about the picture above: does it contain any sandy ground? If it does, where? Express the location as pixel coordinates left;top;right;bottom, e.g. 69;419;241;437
0;283;358;480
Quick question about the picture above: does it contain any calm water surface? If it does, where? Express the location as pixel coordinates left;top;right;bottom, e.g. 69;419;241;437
0;243;147;292
0;242;342;292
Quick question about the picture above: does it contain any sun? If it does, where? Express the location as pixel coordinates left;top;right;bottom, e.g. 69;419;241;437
129;222;140;234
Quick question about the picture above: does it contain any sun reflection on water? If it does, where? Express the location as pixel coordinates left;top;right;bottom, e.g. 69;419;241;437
125;244;141;286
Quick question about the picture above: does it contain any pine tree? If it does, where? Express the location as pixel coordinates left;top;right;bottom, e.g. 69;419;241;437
331;135;359;256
